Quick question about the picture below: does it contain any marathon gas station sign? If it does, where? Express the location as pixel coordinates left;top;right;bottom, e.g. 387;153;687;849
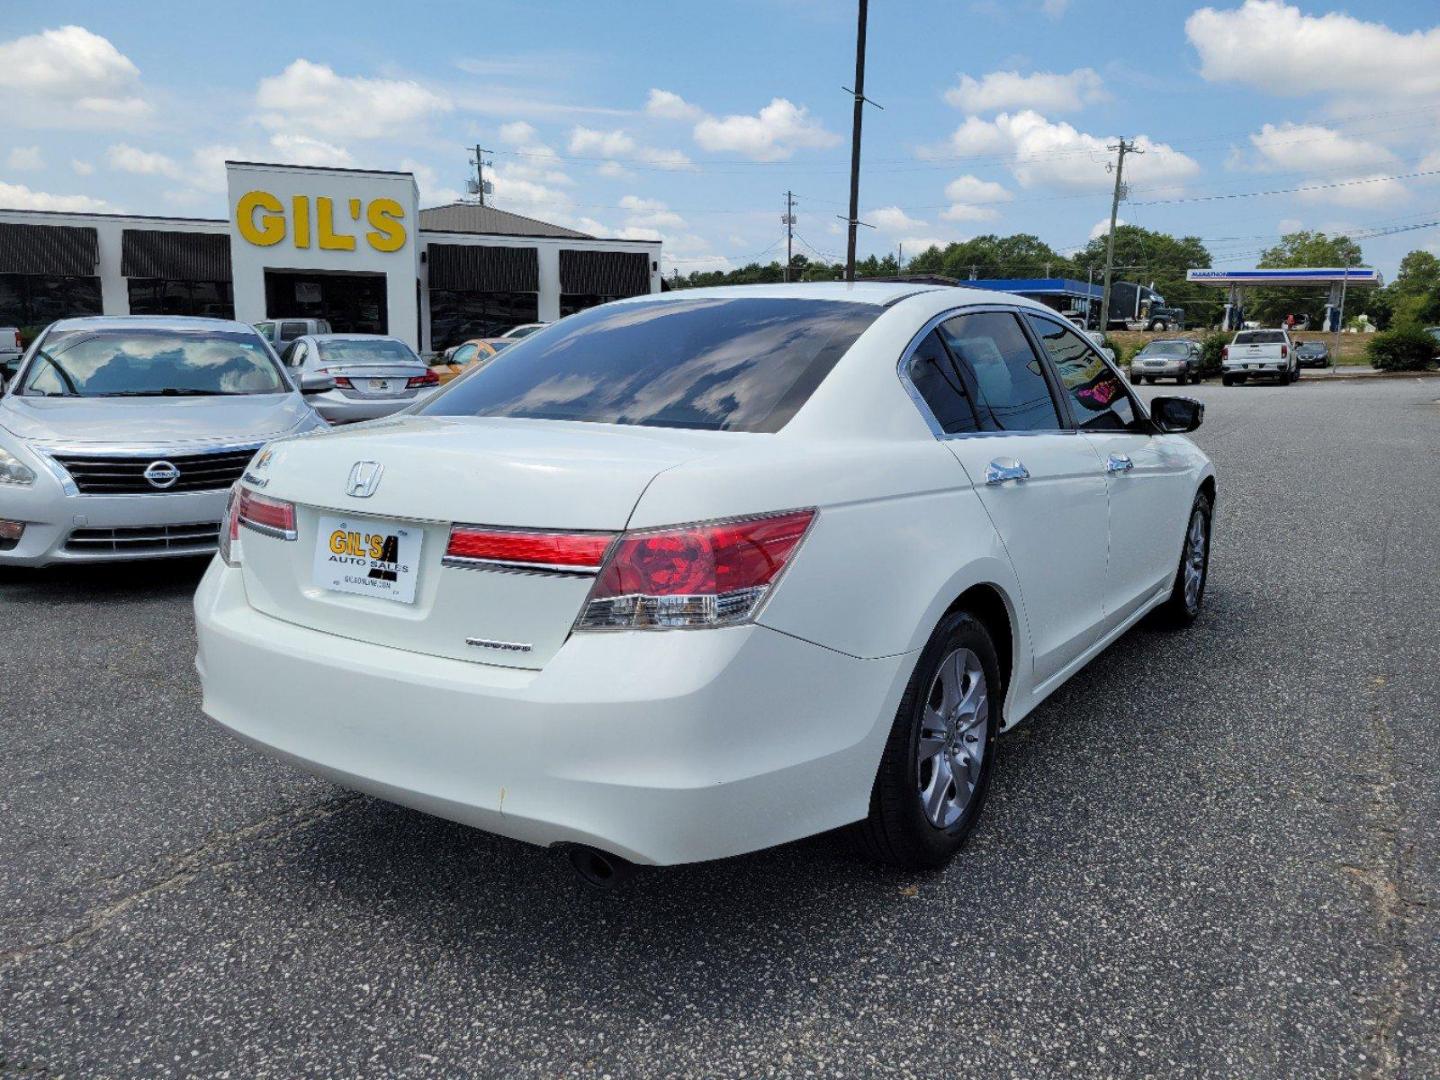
226;161;421;348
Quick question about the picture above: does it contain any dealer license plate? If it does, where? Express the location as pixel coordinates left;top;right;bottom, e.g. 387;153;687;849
313;514;423;604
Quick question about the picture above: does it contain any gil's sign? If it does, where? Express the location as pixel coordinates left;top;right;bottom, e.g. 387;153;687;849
235;191;406;252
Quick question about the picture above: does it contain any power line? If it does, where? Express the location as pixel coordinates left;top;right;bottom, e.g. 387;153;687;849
1131;168;1440;206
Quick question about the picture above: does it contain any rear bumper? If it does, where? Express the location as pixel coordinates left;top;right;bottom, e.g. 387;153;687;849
310;387;436;424
193;561;913;865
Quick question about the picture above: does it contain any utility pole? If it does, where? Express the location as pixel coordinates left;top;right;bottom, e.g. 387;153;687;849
782;190;797;282
1097;138;1141;333
842;0;877;282
469;145;493;206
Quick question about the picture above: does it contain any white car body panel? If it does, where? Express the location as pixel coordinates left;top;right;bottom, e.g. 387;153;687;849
194;282;1215;864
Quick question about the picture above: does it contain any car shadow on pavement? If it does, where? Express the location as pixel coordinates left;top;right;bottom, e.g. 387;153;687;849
0;556;210;605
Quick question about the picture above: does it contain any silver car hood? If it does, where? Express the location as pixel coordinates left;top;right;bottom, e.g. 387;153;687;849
0;393;316;447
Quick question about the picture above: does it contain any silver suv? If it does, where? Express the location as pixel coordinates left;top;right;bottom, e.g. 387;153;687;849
0;316;328;567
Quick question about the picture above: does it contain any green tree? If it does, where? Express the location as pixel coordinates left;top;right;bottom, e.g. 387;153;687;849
1250;231;1367;326
1385;250;1440;327
1077;224;1218;327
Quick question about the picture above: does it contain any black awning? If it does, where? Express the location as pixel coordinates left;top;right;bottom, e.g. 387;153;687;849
428;244;538;292
0;222;98;276
121;229;232;281
559;250;650;297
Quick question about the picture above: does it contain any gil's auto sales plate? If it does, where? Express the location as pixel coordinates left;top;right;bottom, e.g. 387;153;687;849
313;515;423;604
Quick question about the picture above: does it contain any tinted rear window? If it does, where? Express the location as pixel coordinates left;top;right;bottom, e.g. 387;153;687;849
420;297;880;432
1234;331;1286;344
316;338;420;364
1140;342;1189;356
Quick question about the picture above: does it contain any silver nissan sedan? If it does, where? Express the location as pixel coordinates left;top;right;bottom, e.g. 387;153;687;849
0;315;328;567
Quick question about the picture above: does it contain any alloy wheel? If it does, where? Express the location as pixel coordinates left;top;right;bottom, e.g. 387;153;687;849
917;648;989;828
1183;508;1208;612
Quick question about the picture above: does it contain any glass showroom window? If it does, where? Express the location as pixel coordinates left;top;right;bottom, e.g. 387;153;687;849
0;274;102;330
428;289;539;350
126;279;235;319
559;293;625;318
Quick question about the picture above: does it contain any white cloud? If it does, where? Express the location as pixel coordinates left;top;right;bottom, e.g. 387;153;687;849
267;133;354;168
401;159;465;206
898;237;954;257
693;98;840;161
1277;217;1303;234
1090;216;1127;240
941;174;1012;221
106;143;182;179
933;110;1200;192
256;59;451;140
1041;0;1070;17
944;68;1106;113
619;194;685;229
499;121;538;145
0;25;148;122
868;206;928;234
646;88;702;122
1247;122;1396;174
596;160;632;179
7;147;43;171
0;180;111;212
1187;1;1440;101
185;145;242;193
71;159;94;175
569;126;694;170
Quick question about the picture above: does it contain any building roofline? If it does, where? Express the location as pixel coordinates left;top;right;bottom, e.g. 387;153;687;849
224;160;416;178
0;207;227;225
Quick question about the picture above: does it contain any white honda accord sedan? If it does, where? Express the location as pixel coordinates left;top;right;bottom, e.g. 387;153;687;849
194;283;1214;876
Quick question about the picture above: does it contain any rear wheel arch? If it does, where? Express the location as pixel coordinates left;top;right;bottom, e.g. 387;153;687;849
942;583;1016;708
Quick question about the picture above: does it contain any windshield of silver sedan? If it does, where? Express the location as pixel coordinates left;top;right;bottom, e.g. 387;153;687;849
18;329;287;398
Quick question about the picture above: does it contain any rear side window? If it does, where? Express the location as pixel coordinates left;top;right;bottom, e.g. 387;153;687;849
1025;316;1135;431
938;311;1060;432
280;321;308;340
905;329;979;435
420;297;880;433
1234;331;1285;344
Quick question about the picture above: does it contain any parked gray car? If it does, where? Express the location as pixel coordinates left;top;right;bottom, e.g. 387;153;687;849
1131;339;1204;384
0;316;328;567
278;333;438;424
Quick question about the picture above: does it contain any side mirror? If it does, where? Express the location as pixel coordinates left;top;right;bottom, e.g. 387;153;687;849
299;372;336;395
1151;395;1204;433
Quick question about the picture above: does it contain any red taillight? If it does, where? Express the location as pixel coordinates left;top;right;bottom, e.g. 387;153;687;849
407;370;440;388
332;376;353;388
444;526;614;571
1221;345;1229;360
578;509;816;630
11;330;20;349
1280;344;1288;358
237;488;297;538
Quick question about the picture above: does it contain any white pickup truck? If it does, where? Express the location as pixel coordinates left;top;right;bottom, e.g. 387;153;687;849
1221;329;1298;386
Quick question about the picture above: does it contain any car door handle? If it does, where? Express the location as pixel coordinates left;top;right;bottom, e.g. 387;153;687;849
1106;453;1134;473
985;458;1030;485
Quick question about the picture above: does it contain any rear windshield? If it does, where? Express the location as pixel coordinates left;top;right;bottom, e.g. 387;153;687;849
315;338;420;365
1139;342;1189;356
419;297;880;432
21;328;286;397
1234;331;1286;344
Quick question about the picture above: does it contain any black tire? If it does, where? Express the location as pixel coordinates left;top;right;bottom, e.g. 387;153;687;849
1222;374;1234;386
1155;490;1212;628
1155;321;1169;332
851;610;1001;870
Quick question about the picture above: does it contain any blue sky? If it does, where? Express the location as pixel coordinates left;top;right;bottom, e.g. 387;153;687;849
2;0;1438;278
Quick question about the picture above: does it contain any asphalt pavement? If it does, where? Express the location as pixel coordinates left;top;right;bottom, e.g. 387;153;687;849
2;375;1437;1079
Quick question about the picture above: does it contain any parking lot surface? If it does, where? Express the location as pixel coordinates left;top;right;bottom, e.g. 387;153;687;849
3;377;1438;1078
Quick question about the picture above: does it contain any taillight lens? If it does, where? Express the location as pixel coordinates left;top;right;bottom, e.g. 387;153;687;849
444;525;614;571
407;370;440;388
220;486;297;565
1221;345;1229;360
576;509;816;630
332;376;353;388
1280;344;1288;358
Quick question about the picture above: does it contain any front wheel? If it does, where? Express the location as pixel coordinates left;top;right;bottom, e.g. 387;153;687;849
1222;374;1234;386
852;611;1001;869
1155;492;1212;628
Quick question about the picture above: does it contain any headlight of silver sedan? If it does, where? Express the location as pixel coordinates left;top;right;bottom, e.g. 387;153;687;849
0;444;36;486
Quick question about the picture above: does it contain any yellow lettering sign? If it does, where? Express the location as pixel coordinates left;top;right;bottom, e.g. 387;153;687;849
236;190;285;246
236;190;408;252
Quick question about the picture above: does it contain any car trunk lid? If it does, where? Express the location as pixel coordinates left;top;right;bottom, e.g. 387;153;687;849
237;416;735;668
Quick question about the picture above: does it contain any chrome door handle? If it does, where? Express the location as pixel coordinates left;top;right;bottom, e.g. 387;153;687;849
1106;453;1134;473
985;458;1030;485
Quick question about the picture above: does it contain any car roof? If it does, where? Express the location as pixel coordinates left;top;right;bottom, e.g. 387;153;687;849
609;281;1000;308
46;315;261;335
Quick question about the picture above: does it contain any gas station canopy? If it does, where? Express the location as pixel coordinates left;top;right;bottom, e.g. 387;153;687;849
1186;268;1382;330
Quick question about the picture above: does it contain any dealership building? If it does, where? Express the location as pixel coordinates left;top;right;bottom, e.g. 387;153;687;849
0;161;662;352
